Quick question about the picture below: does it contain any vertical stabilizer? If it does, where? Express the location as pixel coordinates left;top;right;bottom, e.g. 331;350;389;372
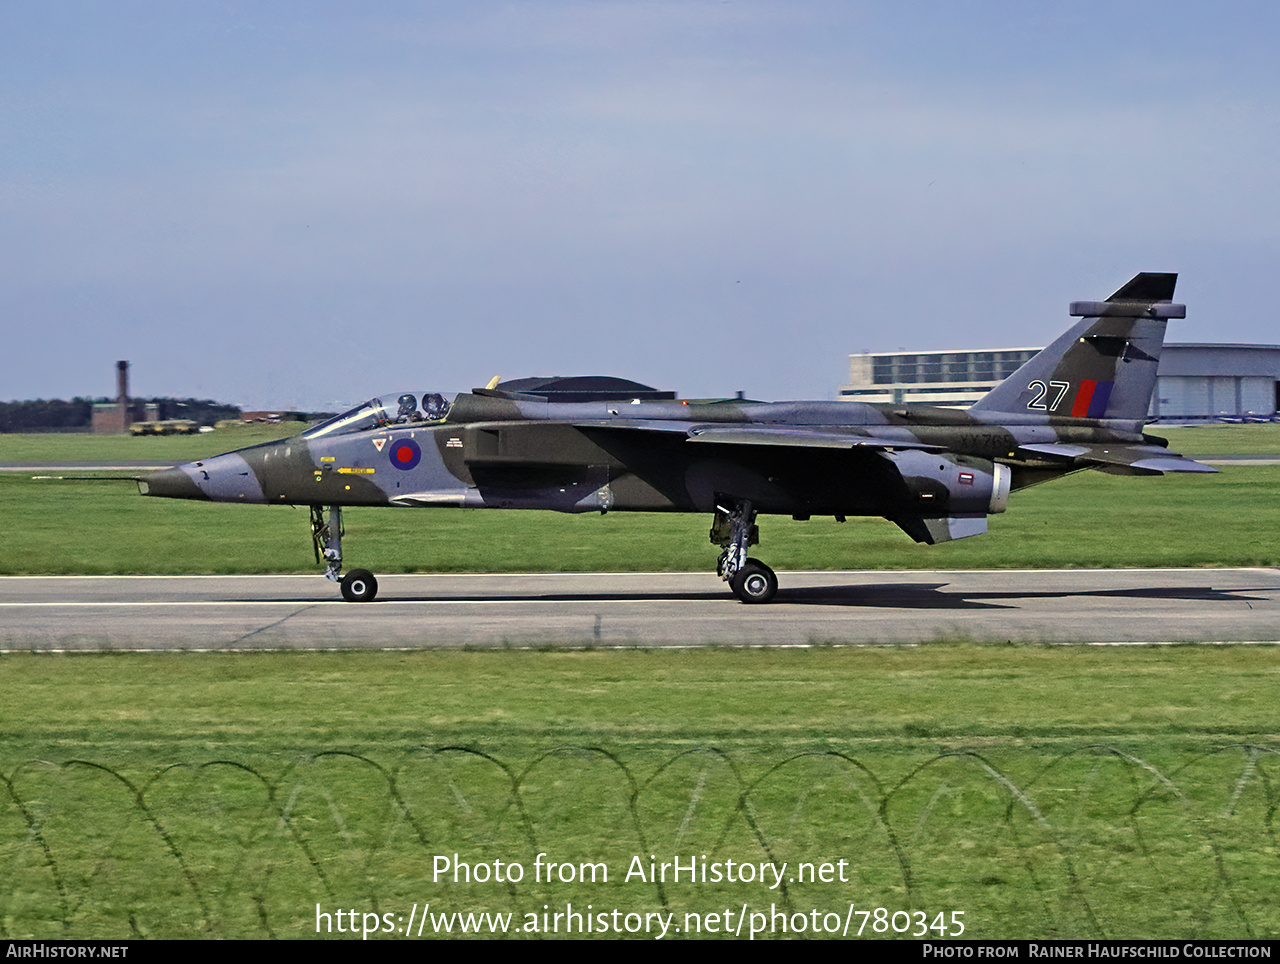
970;272;1183;423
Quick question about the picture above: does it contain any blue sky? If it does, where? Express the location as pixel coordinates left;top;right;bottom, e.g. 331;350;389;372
3;1;1278;410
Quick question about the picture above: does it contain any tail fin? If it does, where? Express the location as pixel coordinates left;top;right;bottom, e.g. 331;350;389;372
970;272;1183;424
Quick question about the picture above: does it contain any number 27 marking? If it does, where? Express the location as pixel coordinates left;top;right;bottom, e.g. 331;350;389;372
1027;380;1070;411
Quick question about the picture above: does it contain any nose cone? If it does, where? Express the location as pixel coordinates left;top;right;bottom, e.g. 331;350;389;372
138;465;208;500
137;452;267;503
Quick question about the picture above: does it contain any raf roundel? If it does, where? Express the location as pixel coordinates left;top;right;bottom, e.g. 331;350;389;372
388;438;421;470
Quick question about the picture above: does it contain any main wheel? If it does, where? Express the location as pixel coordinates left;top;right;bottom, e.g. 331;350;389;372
730;558;777;604
340;568;378;602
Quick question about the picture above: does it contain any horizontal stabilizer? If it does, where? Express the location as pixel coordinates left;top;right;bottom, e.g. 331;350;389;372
1017;442;1216;475
1125;456;1219;474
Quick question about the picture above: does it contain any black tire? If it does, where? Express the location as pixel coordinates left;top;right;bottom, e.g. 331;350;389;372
731;558;777;604
340;568;378;602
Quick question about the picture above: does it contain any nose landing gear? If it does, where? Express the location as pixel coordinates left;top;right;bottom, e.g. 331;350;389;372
311;504;379;602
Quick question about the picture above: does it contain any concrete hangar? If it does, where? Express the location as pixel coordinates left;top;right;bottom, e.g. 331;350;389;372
840;344;1280;422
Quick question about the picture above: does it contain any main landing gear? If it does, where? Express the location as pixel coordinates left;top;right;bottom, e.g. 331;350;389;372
311;504;379;602
711;499;778;604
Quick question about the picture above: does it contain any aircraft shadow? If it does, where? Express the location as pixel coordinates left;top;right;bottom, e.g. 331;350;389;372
773;584;1275;610
260;582;1277;611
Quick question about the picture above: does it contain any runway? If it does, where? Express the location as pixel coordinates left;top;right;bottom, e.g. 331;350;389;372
2;568;1278;650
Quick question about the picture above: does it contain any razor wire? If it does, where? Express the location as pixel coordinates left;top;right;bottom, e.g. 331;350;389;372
1;743;1277;939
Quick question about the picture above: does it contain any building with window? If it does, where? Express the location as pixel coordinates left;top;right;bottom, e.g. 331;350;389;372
841;344;1280;421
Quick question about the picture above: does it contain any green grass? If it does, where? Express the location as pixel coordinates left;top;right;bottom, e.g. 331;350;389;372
1157;421;1280;456
0;422;299;462
2;647;1278;940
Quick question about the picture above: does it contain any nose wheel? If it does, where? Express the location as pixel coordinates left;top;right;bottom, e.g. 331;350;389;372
340;568;378;602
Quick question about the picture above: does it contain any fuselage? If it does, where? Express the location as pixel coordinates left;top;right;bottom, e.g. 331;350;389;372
139;390;1152;521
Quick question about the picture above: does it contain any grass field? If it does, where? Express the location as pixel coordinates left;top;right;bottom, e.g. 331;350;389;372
1158;421;1280;456
2;425;1278;940
3;647;1279;940
0;422;299;462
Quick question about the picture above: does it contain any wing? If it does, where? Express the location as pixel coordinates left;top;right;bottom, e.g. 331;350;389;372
572;420;944;451
572;419;1213;472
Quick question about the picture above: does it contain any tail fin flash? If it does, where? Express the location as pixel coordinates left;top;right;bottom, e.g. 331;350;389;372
970;272;1184;423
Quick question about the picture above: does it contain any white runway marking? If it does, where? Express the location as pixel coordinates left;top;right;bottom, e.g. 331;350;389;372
3;569;1278;650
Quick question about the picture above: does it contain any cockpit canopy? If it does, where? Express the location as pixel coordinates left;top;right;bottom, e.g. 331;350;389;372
303;392;453;440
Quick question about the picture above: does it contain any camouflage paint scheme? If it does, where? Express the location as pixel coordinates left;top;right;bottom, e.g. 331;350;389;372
139;273;1212;603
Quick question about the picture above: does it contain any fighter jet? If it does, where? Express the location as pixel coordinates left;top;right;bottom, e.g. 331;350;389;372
139;272;1212;603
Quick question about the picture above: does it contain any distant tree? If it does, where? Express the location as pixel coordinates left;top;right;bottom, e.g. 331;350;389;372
0;398;92;432
0;396;242;431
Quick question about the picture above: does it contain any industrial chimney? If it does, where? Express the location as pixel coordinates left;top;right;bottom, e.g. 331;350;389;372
116;360;130;431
